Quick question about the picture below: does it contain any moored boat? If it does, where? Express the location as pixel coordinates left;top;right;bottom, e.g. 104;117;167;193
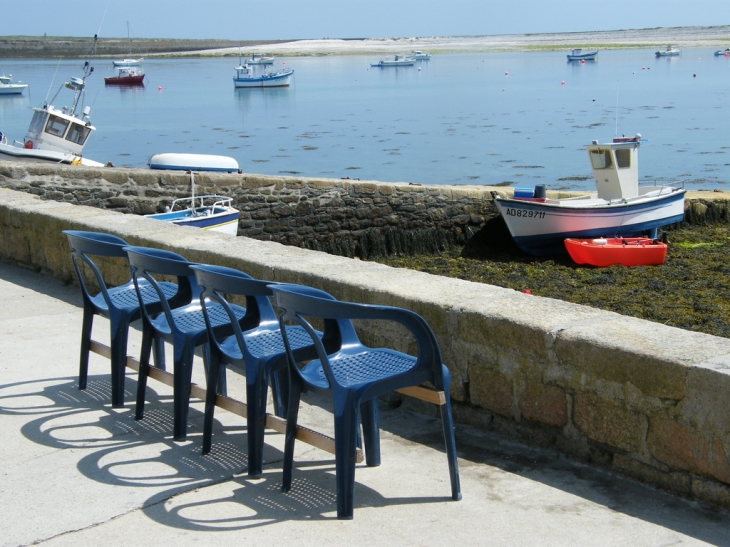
567;49;598;61
370;55;416;67
247;52;275;65
145;171;239;235
411;50;432;60
714;48;730;56
565;237;668;267
0;40;104;167
104;66;145;85
233;61;293;88
148;152;240;172
491;134;686;256
0;70;28;95
655;45;680;57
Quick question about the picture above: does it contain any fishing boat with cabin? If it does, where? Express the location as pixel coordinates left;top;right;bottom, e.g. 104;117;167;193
491;134;686;256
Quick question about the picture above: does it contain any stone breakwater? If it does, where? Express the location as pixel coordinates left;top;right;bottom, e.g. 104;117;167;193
1;160;729;259
0;161;495;258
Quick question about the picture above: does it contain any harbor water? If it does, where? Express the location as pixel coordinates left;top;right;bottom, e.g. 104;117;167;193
0;49;728;190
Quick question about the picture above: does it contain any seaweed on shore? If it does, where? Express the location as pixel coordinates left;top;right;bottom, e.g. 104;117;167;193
373;224;730;339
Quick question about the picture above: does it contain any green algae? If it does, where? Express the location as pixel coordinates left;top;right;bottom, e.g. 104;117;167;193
372;224;730;339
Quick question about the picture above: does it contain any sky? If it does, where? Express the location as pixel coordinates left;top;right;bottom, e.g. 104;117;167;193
3;0;729;40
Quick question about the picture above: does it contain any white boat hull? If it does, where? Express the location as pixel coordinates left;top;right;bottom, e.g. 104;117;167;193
0;84;27;95
492;188;686;256
148;153;240;172
233;70;293;88
0;142;104;166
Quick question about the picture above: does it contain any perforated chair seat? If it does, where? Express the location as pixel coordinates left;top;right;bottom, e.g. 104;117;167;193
306;349;415;390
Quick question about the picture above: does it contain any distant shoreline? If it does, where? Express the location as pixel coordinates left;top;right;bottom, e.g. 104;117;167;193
1;26;729;58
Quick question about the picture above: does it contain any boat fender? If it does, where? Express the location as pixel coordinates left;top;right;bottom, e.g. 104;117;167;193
592;238;607;245
23;140;33;149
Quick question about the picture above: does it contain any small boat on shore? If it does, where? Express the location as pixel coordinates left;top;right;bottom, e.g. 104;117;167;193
104;66;145;85
567;49;598;61
0;41;104;167
246;52;275;65
0;70;28;95
655;45;680;57
565;237;668;267
370;55;416;67
233;61;293;88
148;152;240;172
491;133;686;256
145;171;239;235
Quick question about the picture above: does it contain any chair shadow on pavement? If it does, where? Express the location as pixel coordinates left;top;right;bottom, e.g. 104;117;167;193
0;374;453;528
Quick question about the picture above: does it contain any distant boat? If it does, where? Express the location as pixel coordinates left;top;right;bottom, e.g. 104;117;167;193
491;134;686;256
233;60;293;88
655;45;680;57
0;38;104;167
565;237;668;267
411;50;432;60
0;68;28;95
246;52;275;65
714;48;730;56
567;48;598;61
113;22;143;67
145;170;239;235
104;66;145;85
370;55;416;67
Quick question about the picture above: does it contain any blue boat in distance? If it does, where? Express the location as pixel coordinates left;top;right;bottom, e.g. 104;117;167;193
233;58;293;88
567;48;598;61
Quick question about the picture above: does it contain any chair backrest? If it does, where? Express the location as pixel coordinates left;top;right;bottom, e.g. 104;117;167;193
191;264;279;356
270;284;444;391
123;245;197;328
63;230;131;307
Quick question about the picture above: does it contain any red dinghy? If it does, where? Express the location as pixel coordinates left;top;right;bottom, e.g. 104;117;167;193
564;237;667;267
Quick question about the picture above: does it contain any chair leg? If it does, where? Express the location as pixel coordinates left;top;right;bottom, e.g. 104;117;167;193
269;363;289;417
281;376;302;493
109;315;130;408
360;398;381;467
78;303;95;391
440;366;462;501
201;348;222;455
246;362;269;477
172;342;196;441
152;336;166;371
135;326;154;421
333;397;360;520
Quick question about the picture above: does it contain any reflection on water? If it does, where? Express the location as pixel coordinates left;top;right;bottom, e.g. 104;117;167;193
0;50;728;190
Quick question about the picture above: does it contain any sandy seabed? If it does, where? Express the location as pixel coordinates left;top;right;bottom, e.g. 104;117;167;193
173;25;730;57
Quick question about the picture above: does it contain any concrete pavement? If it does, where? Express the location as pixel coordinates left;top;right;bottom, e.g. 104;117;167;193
1;260;729;547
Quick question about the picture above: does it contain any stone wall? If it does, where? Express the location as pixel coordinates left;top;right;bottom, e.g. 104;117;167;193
2;187;730;511
0;161;495;259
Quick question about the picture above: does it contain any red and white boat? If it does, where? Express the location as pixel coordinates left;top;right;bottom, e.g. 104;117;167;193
104;66;145;85
564;237;668;267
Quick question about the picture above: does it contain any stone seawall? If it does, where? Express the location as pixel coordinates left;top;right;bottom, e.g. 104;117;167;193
2;186;730;511
0;161;495;258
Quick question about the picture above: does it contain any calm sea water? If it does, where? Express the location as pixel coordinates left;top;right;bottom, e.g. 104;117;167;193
1;49;728;191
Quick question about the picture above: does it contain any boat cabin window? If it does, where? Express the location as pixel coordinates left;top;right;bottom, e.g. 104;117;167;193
615;148;631;169
65;122;91;145
44;115;70;138
589;149;613;169
28;111;47;135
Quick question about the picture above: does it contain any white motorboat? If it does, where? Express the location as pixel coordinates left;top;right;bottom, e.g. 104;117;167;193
0;43;104;167
233;61;293;88
655;45;680;57
145;170;239;235
246;52;275;65
411;50;432;60
148;152;240;172
0;70;28;95
491;134;686;256
370;55;416;67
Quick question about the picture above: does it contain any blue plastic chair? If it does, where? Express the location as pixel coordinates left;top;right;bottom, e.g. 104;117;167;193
271;284;461;520
191;264;323;477
124;246;246;441
63;231;178;407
